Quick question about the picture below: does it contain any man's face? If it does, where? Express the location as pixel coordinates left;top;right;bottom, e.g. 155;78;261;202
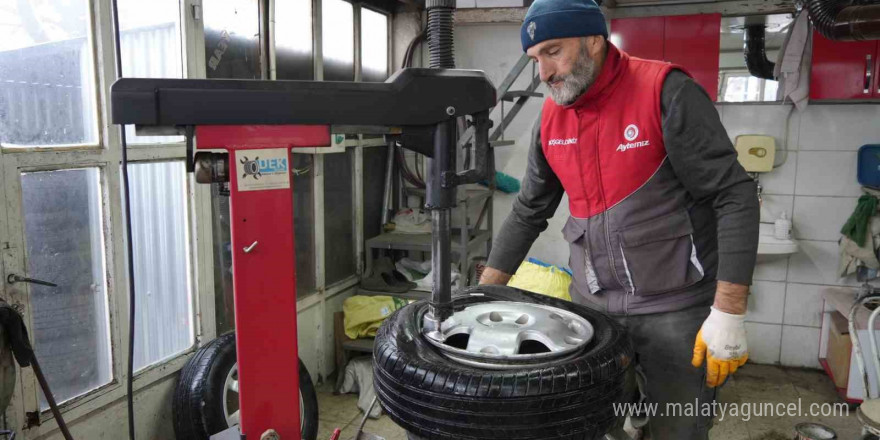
526;36;603;106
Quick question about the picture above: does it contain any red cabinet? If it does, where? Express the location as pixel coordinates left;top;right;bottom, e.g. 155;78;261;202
609;17;665;61
810;31;880;100
664;14;721;100
611;14;721;101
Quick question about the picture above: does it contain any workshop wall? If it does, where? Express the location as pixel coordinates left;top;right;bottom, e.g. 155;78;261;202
33;288;353;440
454;23;572;268
38;375;176;440
296;287;357;383
722;103;880;369
453;22;880;369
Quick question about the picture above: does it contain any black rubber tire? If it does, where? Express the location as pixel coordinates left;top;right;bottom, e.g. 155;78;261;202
373;285;634;440
173;332;319;440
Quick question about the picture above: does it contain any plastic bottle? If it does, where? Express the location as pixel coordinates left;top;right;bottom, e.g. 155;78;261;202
774;211;792;240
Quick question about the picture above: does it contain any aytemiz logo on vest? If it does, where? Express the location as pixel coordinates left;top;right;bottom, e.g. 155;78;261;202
548;137;577;146
617;124;650;152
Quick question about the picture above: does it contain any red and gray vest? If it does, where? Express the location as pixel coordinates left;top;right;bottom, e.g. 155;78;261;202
541;44;716;314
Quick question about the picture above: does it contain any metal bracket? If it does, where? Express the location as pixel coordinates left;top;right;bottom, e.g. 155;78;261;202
449;111;491;186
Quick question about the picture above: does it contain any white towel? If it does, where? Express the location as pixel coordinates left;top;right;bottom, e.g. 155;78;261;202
775;11;812;110
340;356;383;418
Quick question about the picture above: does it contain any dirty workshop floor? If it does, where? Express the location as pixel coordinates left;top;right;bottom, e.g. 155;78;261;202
314;364;860;440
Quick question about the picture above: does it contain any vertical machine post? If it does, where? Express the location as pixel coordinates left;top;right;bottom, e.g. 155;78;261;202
196;125;331;440
425;0;458;328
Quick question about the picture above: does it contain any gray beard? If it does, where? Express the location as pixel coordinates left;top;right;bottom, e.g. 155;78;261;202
547;49;598;106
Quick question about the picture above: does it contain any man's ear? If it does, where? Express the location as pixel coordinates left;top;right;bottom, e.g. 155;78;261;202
586;35;606;58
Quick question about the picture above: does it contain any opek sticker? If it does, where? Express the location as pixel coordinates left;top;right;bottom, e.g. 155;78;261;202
235;149;290;191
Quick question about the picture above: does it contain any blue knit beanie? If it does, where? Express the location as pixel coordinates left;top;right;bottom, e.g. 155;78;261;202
521;0;608;52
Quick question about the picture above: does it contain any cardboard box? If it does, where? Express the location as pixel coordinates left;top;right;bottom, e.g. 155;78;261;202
827;311;852;389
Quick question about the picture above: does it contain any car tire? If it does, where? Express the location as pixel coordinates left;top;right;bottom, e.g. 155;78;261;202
173;332;319;440
373;285;634;440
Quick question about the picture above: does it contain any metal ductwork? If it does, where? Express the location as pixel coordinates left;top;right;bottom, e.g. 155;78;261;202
808;0;880;41
744;25;777;80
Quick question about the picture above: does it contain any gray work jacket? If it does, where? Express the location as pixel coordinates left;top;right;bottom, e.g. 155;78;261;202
487;70;759;315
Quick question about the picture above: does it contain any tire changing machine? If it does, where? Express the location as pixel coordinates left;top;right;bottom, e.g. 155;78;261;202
110;2;636;438
111;2;494;438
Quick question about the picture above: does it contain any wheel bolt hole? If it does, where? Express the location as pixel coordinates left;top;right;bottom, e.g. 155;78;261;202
515;314;530;325
444;333;470;350
479;346;500;354
489;312;503;322
549;313;566;322
518;340;551;354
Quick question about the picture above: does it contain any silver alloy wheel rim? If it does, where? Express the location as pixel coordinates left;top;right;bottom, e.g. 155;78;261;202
424;301;594;369
223;363;305;430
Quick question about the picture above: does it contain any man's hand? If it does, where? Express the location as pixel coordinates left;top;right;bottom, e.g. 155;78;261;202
479;267;512;285
692;281;749;387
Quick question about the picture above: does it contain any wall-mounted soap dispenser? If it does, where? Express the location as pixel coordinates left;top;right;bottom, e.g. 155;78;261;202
735;134;776;205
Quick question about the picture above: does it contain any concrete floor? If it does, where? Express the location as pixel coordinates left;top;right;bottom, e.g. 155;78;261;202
314;363;861;440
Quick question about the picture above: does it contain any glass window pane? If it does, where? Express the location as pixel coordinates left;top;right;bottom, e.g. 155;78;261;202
212;154;317;322
723;75;747;102
211;184;235;334
363;147;387;241
763;79;780;101
204;0;261;79
128;162;193;370
275;0;313;80
118;0;184;144
745;76;762;102
21;169;111;409
324;151;355;285
322;0;353;81
0;0;98;147
294;154;317;295
361;8;388;82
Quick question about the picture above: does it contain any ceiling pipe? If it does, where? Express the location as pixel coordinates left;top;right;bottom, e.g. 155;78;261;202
744;24;777;80
808;0;880;41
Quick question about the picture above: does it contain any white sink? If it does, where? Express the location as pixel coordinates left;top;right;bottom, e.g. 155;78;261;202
756;235;800;262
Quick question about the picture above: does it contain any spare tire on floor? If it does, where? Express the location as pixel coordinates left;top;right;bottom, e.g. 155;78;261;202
373;285;633;440
173;332;319;440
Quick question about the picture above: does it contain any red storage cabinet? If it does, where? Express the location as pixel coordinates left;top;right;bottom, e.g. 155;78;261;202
664;14;721;100
611;14;721;101
609;17;665;61
810;31;880;100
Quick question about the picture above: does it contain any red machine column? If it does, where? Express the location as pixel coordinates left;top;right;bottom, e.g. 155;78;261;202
197;125;330;439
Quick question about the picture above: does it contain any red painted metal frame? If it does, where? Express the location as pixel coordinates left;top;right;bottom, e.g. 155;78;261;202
819;358;863;405
197;125;331;439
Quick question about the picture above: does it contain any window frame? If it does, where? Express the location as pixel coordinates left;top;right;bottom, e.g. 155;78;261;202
359;5;391;82
0;0;104;152
0;0;215;434
719;69;779;103
0;0;392;432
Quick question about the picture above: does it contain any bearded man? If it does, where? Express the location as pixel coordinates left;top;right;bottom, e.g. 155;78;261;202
479;1;760;438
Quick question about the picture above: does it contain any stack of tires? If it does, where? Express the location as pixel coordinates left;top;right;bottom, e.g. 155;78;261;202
373;286;634;440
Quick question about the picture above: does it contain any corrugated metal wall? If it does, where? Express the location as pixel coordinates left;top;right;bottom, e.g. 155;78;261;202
129;161;193;370
120;23;184;144
0;23;180;147
2;23;192;370
0;38;96;146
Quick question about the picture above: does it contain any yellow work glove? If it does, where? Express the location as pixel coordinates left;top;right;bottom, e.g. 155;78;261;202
691;307;748;387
